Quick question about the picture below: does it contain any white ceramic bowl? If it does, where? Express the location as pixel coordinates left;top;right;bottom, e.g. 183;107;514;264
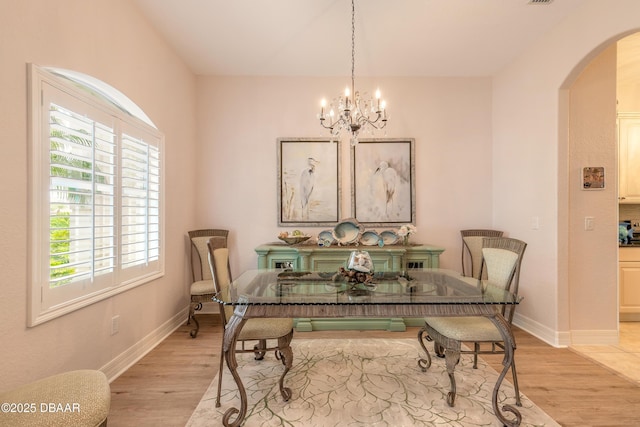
380;230;399;245
332;219;364;245
360;230;381;246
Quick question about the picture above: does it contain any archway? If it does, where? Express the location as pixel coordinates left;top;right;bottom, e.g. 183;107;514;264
559;31;640;345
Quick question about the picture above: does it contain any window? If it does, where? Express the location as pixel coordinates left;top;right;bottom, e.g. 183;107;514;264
28;64;164;326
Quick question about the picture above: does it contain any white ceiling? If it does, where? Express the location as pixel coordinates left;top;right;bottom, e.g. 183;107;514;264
133;0;587;77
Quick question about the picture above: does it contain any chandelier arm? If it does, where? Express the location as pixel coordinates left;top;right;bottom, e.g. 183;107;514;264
320;119;338;130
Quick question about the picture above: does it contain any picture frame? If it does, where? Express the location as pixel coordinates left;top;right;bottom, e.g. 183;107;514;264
351;138;415;226
582;166;605;190
277;138;341;226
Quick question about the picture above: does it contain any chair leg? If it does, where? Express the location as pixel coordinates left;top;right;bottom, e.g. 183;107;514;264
187;300;197;325
253;339;266;360
473;342;480;369
417;327;432;371
189;302;200;338
444;349;461;407
511;357;522;407
276;330;294;402
216;341;225;408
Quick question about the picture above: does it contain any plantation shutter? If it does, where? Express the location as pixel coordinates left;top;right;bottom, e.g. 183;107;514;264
37;76;163;315
45;87;116;308
119;128;161;282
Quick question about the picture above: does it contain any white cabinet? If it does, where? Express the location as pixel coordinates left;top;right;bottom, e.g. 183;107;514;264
619;248;640;321
618;113;640;203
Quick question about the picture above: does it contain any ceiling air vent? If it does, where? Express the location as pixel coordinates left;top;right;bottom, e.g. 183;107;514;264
528;0;554;4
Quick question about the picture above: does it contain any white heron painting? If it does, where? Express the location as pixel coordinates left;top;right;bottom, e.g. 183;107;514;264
352;139;415;225
278;139;341;225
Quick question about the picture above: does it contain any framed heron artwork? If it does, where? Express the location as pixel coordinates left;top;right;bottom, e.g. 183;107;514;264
351;138;415;226
277;138;341;226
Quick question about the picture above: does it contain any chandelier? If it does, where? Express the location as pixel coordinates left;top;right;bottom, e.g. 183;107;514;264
318;0;388;146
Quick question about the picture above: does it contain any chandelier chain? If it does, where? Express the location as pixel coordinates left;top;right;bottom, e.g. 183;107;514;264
351;0;355;96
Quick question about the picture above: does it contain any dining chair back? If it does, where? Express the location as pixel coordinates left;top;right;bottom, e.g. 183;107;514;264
460;229;504;278
478;237;526;323
187;229;229;338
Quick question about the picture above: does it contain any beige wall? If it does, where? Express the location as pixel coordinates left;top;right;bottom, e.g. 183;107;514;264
0;0;198;389
493;0;640;345
568;45;618;336
195;76;494;276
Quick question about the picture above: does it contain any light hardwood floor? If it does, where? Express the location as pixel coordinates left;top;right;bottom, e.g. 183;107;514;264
571;322;640;385
108;315;640;427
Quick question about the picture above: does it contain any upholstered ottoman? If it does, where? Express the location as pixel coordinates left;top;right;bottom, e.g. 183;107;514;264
0;369;110;427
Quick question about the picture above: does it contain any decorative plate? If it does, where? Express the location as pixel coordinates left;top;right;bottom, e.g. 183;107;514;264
360;230;381;246
318;230;335;246
332;219;364;245
380;230;399;245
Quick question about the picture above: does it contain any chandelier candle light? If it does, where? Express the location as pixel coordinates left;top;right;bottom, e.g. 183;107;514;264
318;0;388;146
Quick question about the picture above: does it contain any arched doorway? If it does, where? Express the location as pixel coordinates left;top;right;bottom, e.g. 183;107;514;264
559;31;640;345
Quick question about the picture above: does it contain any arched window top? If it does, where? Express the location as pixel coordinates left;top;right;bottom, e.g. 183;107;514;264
44;67;157;129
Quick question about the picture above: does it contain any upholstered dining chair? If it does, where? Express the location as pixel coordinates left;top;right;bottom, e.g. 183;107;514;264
207;239;294;408
0;370;110;426
460;229;504;278
418;236;527;407
187;229;229;338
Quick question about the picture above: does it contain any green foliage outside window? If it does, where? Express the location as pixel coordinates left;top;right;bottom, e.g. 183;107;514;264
50;209;74;287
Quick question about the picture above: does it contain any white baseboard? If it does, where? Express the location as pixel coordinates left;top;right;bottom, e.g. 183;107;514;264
513;313;618;347
101;307;189;382
513;313;570;348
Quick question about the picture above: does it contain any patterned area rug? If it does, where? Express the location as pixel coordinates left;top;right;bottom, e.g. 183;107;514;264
187;339;558;427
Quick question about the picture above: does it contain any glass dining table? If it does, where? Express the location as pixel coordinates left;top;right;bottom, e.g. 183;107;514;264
215;268;522;427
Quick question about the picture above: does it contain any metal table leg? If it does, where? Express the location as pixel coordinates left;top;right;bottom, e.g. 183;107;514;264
488;314;522;427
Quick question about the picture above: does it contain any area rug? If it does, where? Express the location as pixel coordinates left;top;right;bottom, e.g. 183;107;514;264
186;339;558;427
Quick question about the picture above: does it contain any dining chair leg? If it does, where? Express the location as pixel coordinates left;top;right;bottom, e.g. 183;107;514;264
188;301;201;338
216;341;225;408
276;330;294;402
444;349;460;407
473;342;480;368
417;328;432;371
253;339;266;360
511;358;522;407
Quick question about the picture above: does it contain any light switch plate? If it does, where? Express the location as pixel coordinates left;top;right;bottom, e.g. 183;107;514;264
585;216;594;231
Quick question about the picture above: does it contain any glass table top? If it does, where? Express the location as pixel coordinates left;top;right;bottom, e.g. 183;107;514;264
215;269;520;306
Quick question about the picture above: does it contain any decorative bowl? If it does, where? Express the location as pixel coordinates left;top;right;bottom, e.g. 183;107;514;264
360;230;381;246
278;235;311;245
380;230;400;245
317;230;335;246
332;218;364;245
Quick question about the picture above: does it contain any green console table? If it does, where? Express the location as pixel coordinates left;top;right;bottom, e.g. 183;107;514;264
255;242;446;332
